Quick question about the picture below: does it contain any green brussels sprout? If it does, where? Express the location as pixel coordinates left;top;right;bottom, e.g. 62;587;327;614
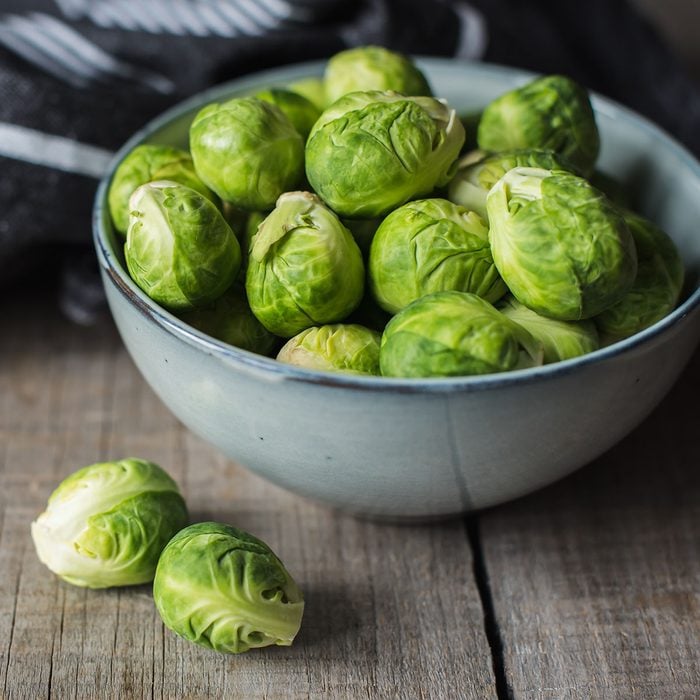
324;45;432;104
125;181;241;311
31;458;188;589
190;96;304;210
108;144;217;237
477;75;600;175
498;296;599;363
286;76;329;112
178;284;278;356
448;148;578;220
487;167;637;320
380;291;543;378
306;91;464;218
246;191;365;337
153;522;304;654
369;198;507;314
254;87;321;139
277;324;381;375
595;211;684;342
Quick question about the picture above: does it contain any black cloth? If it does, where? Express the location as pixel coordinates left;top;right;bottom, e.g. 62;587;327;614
1;0;698;322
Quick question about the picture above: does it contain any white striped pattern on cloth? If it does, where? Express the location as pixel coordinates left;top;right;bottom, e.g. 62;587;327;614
0;122;113;178
51;0;322;37
0;11;175;92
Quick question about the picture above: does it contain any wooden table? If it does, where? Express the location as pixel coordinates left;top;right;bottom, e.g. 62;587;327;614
2;291;699;699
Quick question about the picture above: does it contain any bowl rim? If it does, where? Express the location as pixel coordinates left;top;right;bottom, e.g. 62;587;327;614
93;57;700;394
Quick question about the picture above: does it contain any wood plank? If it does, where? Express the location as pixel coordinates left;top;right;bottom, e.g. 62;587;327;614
479;348;700;699
1;293;496;699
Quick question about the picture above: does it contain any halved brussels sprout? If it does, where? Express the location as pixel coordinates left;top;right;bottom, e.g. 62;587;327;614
154;522;304;654
254;87;321;139
448;148;577;220
277;324;381;375
125;181;241;311
108;144;217;237
190;96;303;210
380;291;543;378
306;91;464;218
178;284;278;356
498;296;599;363
246;192;365;337
31;458;188;589
369;198;507;314
324;45;431;104
595;211;684;341
477;75;600;175
486;167;637;320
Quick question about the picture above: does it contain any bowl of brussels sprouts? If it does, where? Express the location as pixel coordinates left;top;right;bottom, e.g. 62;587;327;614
93;48;700;519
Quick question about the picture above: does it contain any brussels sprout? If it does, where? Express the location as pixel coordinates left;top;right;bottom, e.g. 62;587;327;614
277;324;381;374
125;181;241;311
487;167;637;320
369;198;507;314
254;87;321;139
190;96;304;210
108;144;217;237
380;291;543;378
287;76;329;112
178;284;278;356
477;75;600;175
31;458;188;589
324;45;432;104
246;191;365;337
498;296;599;363
448;148;578;220
306;91;464;218
595;211;684;341
153;522;304;654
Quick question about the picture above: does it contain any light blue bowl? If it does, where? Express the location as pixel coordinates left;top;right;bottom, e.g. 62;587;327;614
93;59;700;519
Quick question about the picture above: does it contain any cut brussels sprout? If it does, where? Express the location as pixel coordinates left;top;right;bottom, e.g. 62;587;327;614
499;296;599;363
255;87;321;139
595;211;684;341
324;45;431;104
125;181;241;311
190;96;303;210
448;148;577;220
246;192;365;337
477;75;600;175
178;284;278;356
31;458;188;589
487;167;637;320
108;144;217;237
380;291;543;378
369;198;507;314
306;91;464;218
153;522;304;654
278;324;381;374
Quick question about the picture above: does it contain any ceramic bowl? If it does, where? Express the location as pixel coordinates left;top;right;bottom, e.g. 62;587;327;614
93;59;700;519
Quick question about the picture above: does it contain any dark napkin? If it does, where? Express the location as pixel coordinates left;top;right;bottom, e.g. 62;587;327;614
1;0;698;322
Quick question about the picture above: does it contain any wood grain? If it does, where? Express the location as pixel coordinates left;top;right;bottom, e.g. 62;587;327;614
479;348;700;699
0;293;496;699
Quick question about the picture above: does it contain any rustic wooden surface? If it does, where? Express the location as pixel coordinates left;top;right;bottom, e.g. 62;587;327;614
1;291;698;699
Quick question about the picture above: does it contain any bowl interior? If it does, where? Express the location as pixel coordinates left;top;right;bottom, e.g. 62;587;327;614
95;58;700;381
